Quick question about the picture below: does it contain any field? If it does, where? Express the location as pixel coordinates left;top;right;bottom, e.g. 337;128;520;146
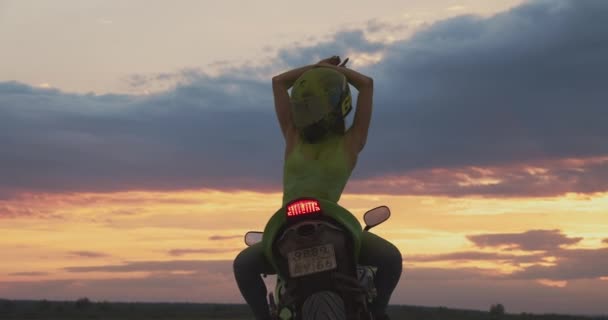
0;299;605;320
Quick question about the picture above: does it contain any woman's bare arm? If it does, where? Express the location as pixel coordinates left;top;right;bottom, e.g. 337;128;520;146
272;65;316;139
316;63;374;153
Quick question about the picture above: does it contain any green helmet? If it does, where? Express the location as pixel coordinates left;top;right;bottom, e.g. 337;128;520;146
290;67;352;142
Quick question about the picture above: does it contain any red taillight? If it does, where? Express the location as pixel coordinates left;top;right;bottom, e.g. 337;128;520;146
287;199;321;217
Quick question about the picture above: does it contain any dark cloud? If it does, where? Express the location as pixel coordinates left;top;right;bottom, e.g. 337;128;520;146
8;271;48;276
109;209;140;216
360;0;608;179
208;235;243;241
64;259;233;273
408;251;544;266
68;251;109;258
0;189;17;200
276;29;386;66
2;0;608;198
0;204;59;219
365;18;408;34
168;248;238;256
126;71;182;89
406;229;608;282
0;205;36;218
467;229;583;252
456;229;608;281
400;266;498;280
348;157;608;197
603;238;608;245
507;247;608;281
0;79;283;195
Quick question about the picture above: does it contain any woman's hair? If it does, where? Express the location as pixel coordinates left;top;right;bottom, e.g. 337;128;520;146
299;113;345;143
329;112;346;134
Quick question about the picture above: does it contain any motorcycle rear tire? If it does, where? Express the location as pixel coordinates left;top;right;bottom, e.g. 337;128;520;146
301;291;346;320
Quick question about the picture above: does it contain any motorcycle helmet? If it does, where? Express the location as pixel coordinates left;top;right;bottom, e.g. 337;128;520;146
290;67;352;143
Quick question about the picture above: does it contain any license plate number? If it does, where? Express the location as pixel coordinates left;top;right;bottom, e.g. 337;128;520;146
287;244;337;277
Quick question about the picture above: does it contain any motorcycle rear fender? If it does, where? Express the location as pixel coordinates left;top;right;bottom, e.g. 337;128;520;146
261;198;362;272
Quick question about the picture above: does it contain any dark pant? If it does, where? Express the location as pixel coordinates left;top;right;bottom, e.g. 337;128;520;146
233;232;403;320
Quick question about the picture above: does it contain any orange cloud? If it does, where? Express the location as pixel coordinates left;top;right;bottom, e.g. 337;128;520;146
537;279;568;288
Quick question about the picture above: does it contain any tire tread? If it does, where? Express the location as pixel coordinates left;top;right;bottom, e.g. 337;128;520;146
301;291;345;320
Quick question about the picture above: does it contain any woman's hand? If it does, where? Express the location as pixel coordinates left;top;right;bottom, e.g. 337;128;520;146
318;55;341;66
339;57;349;67
315;62;337;68
316;56;349;68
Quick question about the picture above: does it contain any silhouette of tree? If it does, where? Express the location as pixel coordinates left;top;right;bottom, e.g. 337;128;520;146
75;297;92;310
37;299;51;311
490;303;505;318
97;300;111;311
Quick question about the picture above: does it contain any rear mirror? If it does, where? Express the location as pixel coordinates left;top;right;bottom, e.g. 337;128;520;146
363;206;390;230
244;231;263;246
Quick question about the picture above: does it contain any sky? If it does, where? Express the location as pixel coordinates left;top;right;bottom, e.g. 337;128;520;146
1;0;607;316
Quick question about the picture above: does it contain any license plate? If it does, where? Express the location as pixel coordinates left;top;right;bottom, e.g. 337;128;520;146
287;244;337;277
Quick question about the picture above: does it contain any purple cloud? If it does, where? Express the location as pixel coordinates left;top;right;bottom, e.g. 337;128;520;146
347;158;608;197
8;271;48;276
68;251;109;258
467;230;583;252
408;251;544;266
507;248;608;281
63;259;234;273
208;235;243;241
168;248;238;256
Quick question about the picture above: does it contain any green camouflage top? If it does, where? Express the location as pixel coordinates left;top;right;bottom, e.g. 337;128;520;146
282;134;352;205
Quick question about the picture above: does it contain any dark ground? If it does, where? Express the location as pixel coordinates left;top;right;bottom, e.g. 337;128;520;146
0;299;605;320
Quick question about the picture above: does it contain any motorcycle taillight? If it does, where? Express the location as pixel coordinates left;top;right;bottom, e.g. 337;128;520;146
286;198;321;218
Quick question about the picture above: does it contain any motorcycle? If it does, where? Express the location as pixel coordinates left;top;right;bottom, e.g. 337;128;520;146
243;197;391;320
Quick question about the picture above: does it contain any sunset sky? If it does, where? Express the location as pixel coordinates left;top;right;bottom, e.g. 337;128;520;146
1;0;608;316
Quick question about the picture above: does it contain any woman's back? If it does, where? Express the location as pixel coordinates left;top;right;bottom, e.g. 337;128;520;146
282;134;353;205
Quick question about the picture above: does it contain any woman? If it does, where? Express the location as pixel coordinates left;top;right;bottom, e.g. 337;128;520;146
233;56;402;320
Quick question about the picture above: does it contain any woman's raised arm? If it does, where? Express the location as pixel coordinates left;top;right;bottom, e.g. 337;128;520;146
316;62;374;153
272;65;314;139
